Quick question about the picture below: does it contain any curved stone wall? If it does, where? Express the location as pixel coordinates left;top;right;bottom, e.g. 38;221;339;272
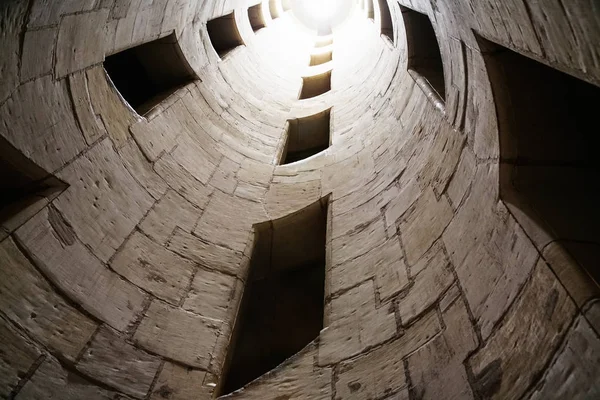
0;0;599;399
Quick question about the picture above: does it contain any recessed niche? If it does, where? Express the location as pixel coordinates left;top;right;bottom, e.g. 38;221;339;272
248;3;266;32
0;136;66;235
207;12;244;57
299;71;332;99
379;0;393;42
309;51;333;66
400;6;446;102
103;33;196;116
478;35;600;284
367;0;375;20
219;198;328;395
280;109;331;164
315;36;333;48
269;0;279;19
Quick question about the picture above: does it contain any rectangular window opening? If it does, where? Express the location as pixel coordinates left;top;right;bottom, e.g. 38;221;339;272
309;51;333;67
280;109;331;164
477;35;600;285
269;0;280;19
299;71;332;99
219;198;329;395
0;136;66;235
207;12;244;58
400;6;446;102
248;3;266;32
103;33;197;116
379;0;394;42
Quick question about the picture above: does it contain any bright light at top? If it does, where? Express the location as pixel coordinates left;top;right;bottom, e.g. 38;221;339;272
292;0;353;31
303;0;339;23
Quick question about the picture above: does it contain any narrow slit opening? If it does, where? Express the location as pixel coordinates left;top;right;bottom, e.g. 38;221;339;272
310;51;333;67
299;71;332;99
103;33;197;116
219;198;329;395
477;34;600;286
248;3;266;32
207;12;244;58
280;109;331;164
400;6;446;102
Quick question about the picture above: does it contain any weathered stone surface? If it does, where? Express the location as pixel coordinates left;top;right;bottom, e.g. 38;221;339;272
399;188;452;265
194;190;266;252
331;218;387;268
55;138;154;263
469;260;577;400
224;345;332;400
0;237;97;361
118;139;169;200
397;244;454;324
134;300;220;368
111;231;196;304
16;207;147;331
0;75;87;172
265;180;322;219
21;28;56;82
168;228;244;276
78;326;161;398
150;362;212;400
441;297;478;361
183;268;237;321
69;70;107;145
529;316;600;400
586;300;600;333
140;190;201;245
56;10;108;78
446;146;476;208
319;281;397;365
0;0;27;103
335;309;441;400
408;335;474;400
383;178;421;235
0;319;41;398
17;357;116;400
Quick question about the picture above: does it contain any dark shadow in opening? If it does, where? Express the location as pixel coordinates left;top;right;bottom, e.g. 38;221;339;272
379;0;393;42
281;109;331;164
103;33;196;116
207;12;245;57
219;198;328;395
477;34;600;285
248;3;266;32
310;51;333;66
299;72;332;99
400;5;445;102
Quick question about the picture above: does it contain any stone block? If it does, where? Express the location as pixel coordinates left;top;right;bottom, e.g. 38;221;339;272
21;28;56;82
55;138;154;262
69;70;108;145
150;362;212;400
118;139;169;200
0;237;97;361
134;301;220;368
183;268;237;322
111;231;196;304
78;326;161;398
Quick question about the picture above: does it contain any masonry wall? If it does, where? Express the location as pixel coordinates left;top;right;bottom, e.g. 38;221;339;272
0;0;599;399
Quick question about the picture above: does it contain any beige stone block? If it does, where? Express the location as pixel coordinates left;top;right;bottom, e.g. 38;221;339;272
69;70;107;145
140;190;201;245
383;178;421;234
16;207;147;331
134;301;220;368
28;0;97;28
0;237;97;361
0;1;28;103
319;281;397;365
56;10;108;78
397;244;454;324
265;180;322;220
441;297;478;361
55;139;154;262
86;66;137;147
331;218;387;268
150;362;212;400
0;319;42;398
194;190;266;253
171;134;219;185
529;316;600;400
78;326;161;398
224;345;332;400
118;139;169;200
209;156;240;194
20;28;56;82
399;188;453;265
0;75;87;172
183;268;237;322
446;146;476;208
168;228;244;276
469;260;576;400
111;231;196;304
154;153;214;209
17;357;116;400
